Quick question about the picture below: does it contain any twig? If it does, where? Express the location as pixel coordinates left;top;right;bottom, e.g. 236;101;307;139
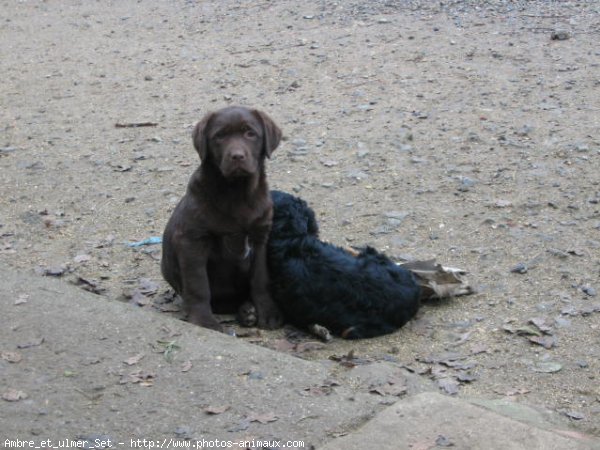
229;42;307;55
115;122;158;128
521;14;568;19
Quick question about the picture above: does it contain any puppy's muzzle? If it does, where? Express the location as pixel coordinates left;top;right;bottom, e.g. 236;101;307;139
229;148;246;162
222;147;254;177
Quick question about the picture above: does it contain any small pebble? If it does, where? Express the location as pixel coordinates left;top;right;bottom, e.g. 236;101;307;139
581;285;597;297
551;30;571;41
174;426;191;438
515;125;533;136
564;411;585;420
292;138;307;147
44;266;66;277
458;176;476;192
510;263;528;274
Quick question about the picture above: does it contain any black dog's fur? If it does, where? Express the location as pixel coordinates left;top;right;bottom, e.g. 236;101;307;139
267;191;421;339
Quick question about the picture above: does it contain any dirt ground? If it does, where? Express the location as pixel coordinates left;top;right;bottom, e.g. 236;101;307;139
1;0;599;436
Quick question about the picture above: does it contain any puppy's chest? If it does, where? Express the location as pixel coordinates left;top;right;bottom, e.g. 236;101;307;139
208;217;262;262
214;232;253;262
203;202;270;261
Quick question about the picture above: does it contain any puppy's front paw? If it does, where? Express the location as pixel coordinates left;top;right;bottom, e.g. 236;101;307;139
187;310;224;333
237;301;258;327
257;305;284;330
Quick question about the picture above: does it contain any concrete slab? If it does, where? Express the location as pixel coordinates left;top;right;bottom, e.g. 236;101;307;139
320;391;600;450
0;264;383;447
2;265;598;450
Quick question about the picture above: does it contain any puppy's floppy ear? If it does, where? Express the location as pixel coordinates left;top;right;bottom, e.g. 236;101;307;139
252;109;282;158
192;112;213;160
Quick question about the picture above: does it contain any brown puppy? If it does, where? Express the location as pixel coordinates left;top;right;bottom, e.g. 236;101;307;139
161;106;283;332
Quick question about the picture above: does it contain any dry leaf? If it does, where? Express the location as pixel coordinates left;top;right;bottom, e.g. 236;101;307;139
304;385;334;396
431;365;449;379
449;331;472;347
131;290;151;306
124;369;155;385
123;353;145;366
15;294;29;305
456;371;478;383
205;405;230;415
381;382;407;397
181;360;193;372
248;412;278;424
498;387;531;396
400;259;473;299
528;317;553;334
17;337;44;349
408;439;437;450
329;350;372;367
2;389;28;402
381;376;408;396
73;254;92;263
158;303;181;313
470;344;489;355
494;199;513;208
529;335;556;349
73;276;106;295
295;341;325;353
440;359;476;370
138;278;159;295
369;385;387;396
271;339;296;352
437;377;459;395
533;362;562;373
515;325;542;337
1;351;22;363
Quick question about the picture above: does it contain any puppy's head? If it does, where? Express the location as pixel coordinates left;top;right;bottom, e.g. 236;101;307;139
192;106;281;179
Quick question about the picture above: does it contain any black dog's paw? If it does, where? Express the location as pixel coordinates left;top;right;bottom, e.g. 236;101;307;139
237;301;258;327
309;323;332;342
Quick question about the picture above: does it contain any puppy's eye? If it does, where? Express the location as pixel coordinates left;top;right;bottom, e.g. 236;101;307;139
244;129;257;139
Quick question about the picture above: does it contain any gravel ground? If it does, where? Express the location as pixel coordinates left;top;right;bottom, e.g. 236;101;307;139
1;0;599;436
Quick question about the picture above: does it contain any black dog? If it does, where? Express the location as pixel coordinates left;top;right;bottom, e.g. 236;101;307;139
267;191;422;339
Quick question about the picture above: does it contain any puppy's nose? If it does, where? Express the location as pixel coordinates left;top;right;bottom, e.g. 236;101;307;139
230;150;246;161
